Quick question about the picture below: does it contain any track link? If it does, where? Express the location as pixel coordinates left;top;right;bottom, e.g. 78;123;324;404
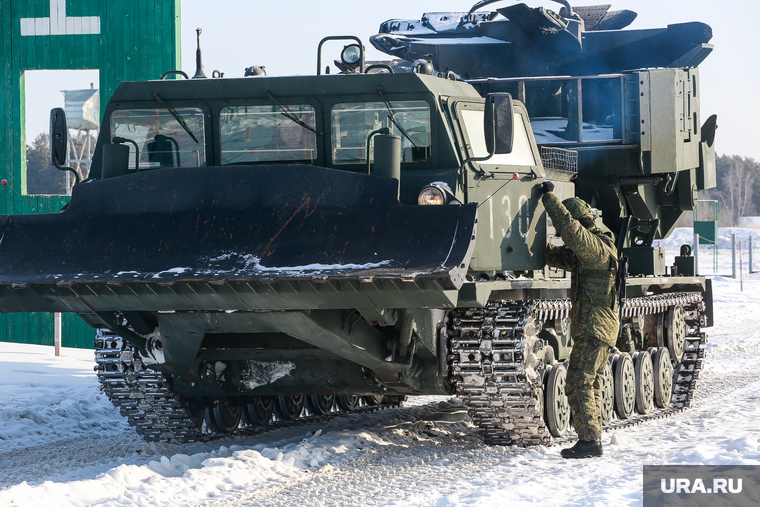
449;294;707;445
95;332;206;442
95;330;402;443
448;302;551;446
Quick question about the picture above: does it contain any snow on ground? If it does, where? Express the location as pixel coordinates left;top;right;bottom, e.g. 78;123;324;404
0;228;759;507
0;344;130;451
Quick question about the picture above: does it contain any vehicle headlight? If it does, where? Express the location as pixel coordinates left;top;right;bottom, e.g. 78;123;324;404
418;186;446;205
341;44;361;66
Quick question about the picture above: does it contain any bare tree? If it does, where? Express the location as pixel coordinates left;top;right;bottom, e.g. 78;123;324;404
26;132;67;195
712;156;757;226
25;130;97;195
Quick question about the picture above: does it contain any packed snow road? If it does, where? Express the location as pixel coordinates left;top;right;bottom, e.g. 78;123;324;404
0;240;759;506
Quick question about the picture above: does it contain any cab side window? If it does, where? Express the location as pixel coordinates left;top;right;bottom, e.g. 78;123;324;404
460;109;537;167
331;101;430;165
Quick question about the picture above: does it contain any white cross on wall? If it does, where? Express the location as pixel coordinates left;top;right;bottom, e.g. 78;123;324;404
20;0;101;36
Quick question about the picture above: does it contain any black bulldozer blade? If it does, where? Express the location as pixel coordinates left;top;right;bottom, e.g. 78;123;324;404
0;165;476;312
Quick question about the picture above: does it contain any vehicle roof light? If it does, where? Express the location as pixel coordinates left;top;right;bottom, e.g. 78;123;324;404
341;44;362;66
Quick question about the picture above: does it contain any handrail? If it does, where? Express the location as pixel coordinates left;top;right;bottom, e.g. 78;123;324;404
161;70;189;80
317;36;364;76
466;73;624;84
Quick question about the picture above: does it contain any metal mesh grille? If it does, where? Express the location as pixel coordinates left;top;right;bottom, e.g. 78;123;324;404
539;146;578;173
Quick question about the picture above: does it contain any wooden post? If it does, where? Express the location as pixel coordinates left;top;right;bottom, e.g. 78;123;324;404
54;312;62;356
740;241;744;292
750;236;754;274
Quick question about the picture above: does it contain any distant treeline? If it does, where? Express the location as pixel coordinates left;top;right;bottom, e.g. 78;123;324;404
701;154;760;227
26;132;95;195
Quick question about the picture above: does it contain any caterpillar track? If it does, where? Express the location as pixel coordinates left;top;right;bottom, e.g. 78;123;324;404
94;331;403;443
447;303;552;446
448;294;706;446
95;293;705;446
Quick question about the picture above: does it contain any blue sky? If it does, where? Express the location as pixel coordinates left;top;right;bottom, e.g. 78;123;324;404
25;0;757;160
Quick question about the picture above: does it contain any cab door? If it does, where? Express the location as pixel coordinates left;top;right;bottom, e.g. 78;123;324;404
449;99;548;272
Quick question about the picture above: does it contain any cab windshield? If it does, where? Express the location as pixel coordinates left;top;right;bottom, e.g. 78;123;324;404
219;105;317;165
111;108;206;168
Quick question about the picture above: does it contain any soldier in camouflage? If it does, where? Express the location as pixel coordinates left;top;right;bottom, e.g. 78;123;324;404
538;182;619;459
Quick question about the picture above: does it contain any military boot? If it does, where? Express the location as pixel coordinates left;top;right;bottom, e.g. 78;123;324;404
561;439;603;459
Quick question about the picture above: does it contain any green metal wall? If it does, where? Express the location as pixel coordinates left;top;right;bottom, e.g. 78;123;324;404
1;0;181;348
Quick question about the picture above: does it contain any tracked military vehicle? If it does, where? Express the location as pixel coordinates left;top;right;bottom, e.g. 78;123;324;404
0;1;714;445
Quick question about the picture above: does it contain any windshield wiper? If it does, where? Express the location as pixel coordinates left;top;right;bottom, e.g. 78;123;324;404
153;94;200;144
377;87;418;148
264;90;319;135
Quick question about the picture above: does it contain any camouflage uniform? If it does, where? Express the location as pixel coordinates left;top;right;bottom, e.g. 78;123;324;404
542;192;619;442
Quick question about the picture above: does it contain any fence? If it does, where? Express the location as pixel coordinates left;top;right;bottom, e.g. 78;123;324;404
692;232;757;281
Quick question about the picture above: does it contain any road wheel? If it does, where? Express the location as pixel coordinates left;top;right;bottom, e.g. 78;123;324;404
276;395;304;421
245;396;274;425
545;364;570;437
665;305;686;362
634;351;654;415
362;395;384;406
614;353;635;419
212;399;242;433
337;395;360;411
653;347;674;408
307;395;335;415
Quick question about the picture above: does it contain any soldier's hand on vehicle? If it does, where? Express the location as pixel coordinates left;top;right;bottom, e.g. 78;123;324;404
539;181;554;195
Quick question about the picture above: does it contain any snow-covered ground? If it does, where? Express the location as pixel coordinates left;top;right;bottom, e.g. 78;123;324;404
1;228;759;507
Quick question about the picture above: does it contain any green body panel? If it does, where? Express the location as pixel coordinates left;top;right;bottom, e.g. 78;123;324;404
456;101;548;273
467;172;548;272
1;0;180;348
